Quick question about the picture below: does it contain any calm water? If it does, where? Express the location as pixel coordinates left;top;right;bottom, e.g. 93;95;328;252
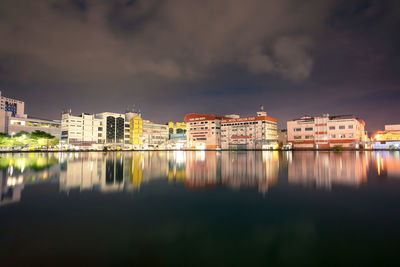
1;151;400;266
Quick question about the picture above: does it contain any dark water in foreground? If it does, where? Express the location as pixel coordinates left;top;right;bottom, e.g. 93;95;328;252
1;151;400;266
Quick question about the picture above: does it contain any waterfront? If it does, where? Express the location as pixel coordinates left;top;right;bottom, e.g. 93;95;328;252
1;151;400;266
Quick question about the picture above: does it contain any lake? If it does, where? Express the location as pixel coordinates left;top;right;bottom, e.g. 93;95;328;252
1;151;400;266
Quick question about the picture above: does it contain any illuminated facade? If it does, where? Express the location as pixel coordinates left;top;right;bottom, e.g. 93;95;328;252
373;124;400;149
184;113;226;149
287;114;366;149
61;111;135;148
220;107;278;149
129;117;169;149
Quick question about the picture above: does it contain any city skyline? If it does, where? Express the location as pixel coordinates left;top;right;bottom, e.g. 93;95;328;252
1;0;399;131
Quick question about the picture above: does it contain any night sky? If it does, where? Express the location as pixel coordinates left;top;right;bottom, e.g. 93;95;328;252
0;0;399;131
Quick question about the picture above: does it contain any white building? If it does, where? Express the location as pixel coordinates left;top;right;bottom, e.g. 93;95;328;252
184;113;225;149
61;112;104;147
221;107;278;149
142;120;169;148
287;114;366;149
61;109;145;149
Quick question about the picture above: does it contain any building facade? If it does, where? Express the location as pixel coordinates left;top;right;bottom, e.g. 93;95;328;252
0;91;61;138
373;124;400;149
61;112;104;147
184;113;225;149
221;108;278;149
287;114;366;149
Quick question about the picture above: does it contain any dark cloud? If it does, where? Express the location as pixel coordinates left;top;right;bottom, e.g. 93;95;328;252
0;0;399;131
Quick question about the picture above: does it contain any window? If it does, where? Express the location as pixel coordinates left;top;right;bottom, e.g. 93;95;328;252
294;128;301;132
329;126;335;130
305;135;313;139
294;136;302;139
348;125;353;129
330;134;336;139
349;133;354;138
339;134;345;138
98;127;103;131
98;133;102;137
305;127;313;131
339;125;345;129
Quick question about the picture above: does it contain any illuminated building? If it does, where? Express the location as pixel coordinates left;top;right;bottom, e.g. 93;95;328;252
0;91;61;138
287;114;366;149
184;113;226;149
166;122;187;149
168;121;186;136
61;110;135;148
130;117;169;149
220;106;278;149
373;124;400;149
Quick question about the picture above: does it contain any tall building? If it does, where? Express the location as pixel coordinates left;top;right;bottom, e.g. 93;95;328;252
184;113;226;149
220;107;278;149
0;90;60;138
287;114;366;149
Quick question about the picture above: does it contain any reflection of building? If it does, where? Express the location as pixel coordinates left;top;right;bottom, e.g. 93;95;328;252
220;151;279;193
0;154;60;206
185;151;221;188
376;151;400;177
373;125;400;149
59;152;170;193
184;113;226;149
287;114;366;149
0;91;61;138
288;152;368;189
221;107;278;149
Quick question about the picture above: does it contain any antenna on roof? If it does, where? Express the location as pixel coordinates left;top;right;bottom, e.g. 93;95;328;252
260;105;264;111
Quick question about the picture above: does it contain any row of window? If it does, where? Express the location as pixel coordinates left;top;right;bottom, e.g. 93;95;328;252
222;121;276;126
293;133;355;139
189;121;217;125
294;125;355;131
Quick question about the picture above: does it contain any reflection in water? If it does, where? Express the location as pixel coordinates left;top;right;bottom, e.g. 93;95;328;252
376;151;400;178
288;152;369;190
1;151;400;206
0;153;60;206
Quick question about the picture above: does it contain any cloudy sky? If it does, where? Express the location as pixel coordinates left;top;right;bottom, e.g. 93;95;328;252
0;0;399;131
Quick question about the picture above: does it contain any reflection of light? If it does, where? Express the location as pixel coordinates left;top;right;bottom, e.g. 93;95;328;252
196;151;206;161
7;176;23;186
173;151;186;164
377;154;381;176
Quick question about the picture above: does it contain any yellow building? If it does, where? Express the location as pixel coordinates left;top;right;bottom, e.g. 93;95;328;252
168;121;186;135
130;116;143;146
374;124;400;141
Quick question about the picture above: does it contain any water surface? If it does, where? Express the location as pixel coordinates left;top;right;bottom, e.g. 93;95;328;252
1;151;400;266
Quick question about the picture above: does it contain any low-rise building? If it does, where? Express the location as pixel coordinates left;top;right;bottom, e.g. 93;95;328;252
221;107;278;149
184;113;225;149
8;117;61;139
0;91;61;138
287;114;366;149
129;116;169;149
372;124;400;149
